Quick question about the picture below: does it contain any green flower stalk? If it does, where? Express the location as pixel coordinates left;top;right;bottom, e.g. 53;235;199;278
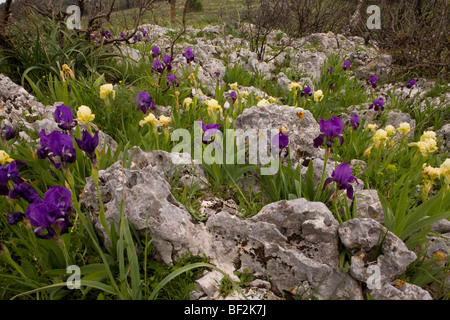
225;116;232;131
421;164;441;201
172;91;181;125
63;167;123;298
288;82;301;107
60;145;124;297
232;96;241;119
99;84;115;127
189;73;197;92
72;127;111;238
159;115;172;147
139;113;162;150
318;147;331;199
63;168;81;231
91;165;111;239
174;91;180;112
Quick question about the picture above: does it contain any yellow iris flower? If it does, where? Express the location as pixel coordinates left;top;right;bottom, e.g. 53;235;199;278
0;150;14;166
76;105;95;123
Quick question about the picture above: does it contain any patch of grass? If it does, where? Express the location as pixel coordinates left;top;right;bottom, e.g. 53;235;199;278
146;252;209;300
426;82;450;99
218;267;255;298
108;0;246;30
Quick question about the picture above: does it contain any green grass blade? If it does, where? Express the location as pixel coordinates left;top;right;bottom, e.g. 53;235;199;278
10;280;117;300
393;179;411;235
149;262;246;300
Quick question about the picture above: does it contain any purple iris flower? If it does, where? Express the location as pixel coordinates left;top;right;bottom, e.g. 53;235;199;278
7;161;25;184
368;75;379;88
152;59;164;73
300;86;312;97
406;79;417;89
133;34;141;42
8;182;42;204
152;46;161;58
230;91;238;104
104;30;112;40
136;91;155;114
54;104;77;131
25;186;73;239
345;114;360;130
214;72;220;77
271;131;289;156
369;97;384;112
44;186;72;221
167;74;179;87
328;67;334;73
0;161;25;196
141;29;148;37
343;60;351;71
37;129;76;169
201;120;220;144
322;162;359;200
0;167;9;196
163;54;172;71
120;31;126;38
75;130;99;165
7;211;24;226
313;115;344;149
25;203;55;238
182;47;194;64
1;125;15;140
2;160;24;186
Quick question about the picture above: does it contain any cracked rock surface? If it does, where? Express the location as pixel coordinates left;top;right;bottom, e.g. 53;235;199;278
81;161;364;299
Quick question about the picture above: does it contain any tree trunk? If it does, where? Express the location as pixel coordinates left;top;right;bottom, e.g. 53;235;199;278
169;0;176;22
1;0;13;30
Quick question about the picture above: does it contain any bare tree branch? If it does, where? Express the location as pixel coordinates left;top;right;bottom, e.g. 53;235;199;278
88;0;117;31
103;4;153;46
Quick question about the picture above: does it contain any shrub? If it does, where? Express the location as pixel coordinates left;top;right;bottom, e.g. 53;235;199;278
350;0;450;79
185;0;204;13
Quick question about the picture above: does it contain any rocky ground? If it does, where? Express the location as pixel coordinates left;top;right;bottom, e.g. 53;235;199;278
1;23;449;300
